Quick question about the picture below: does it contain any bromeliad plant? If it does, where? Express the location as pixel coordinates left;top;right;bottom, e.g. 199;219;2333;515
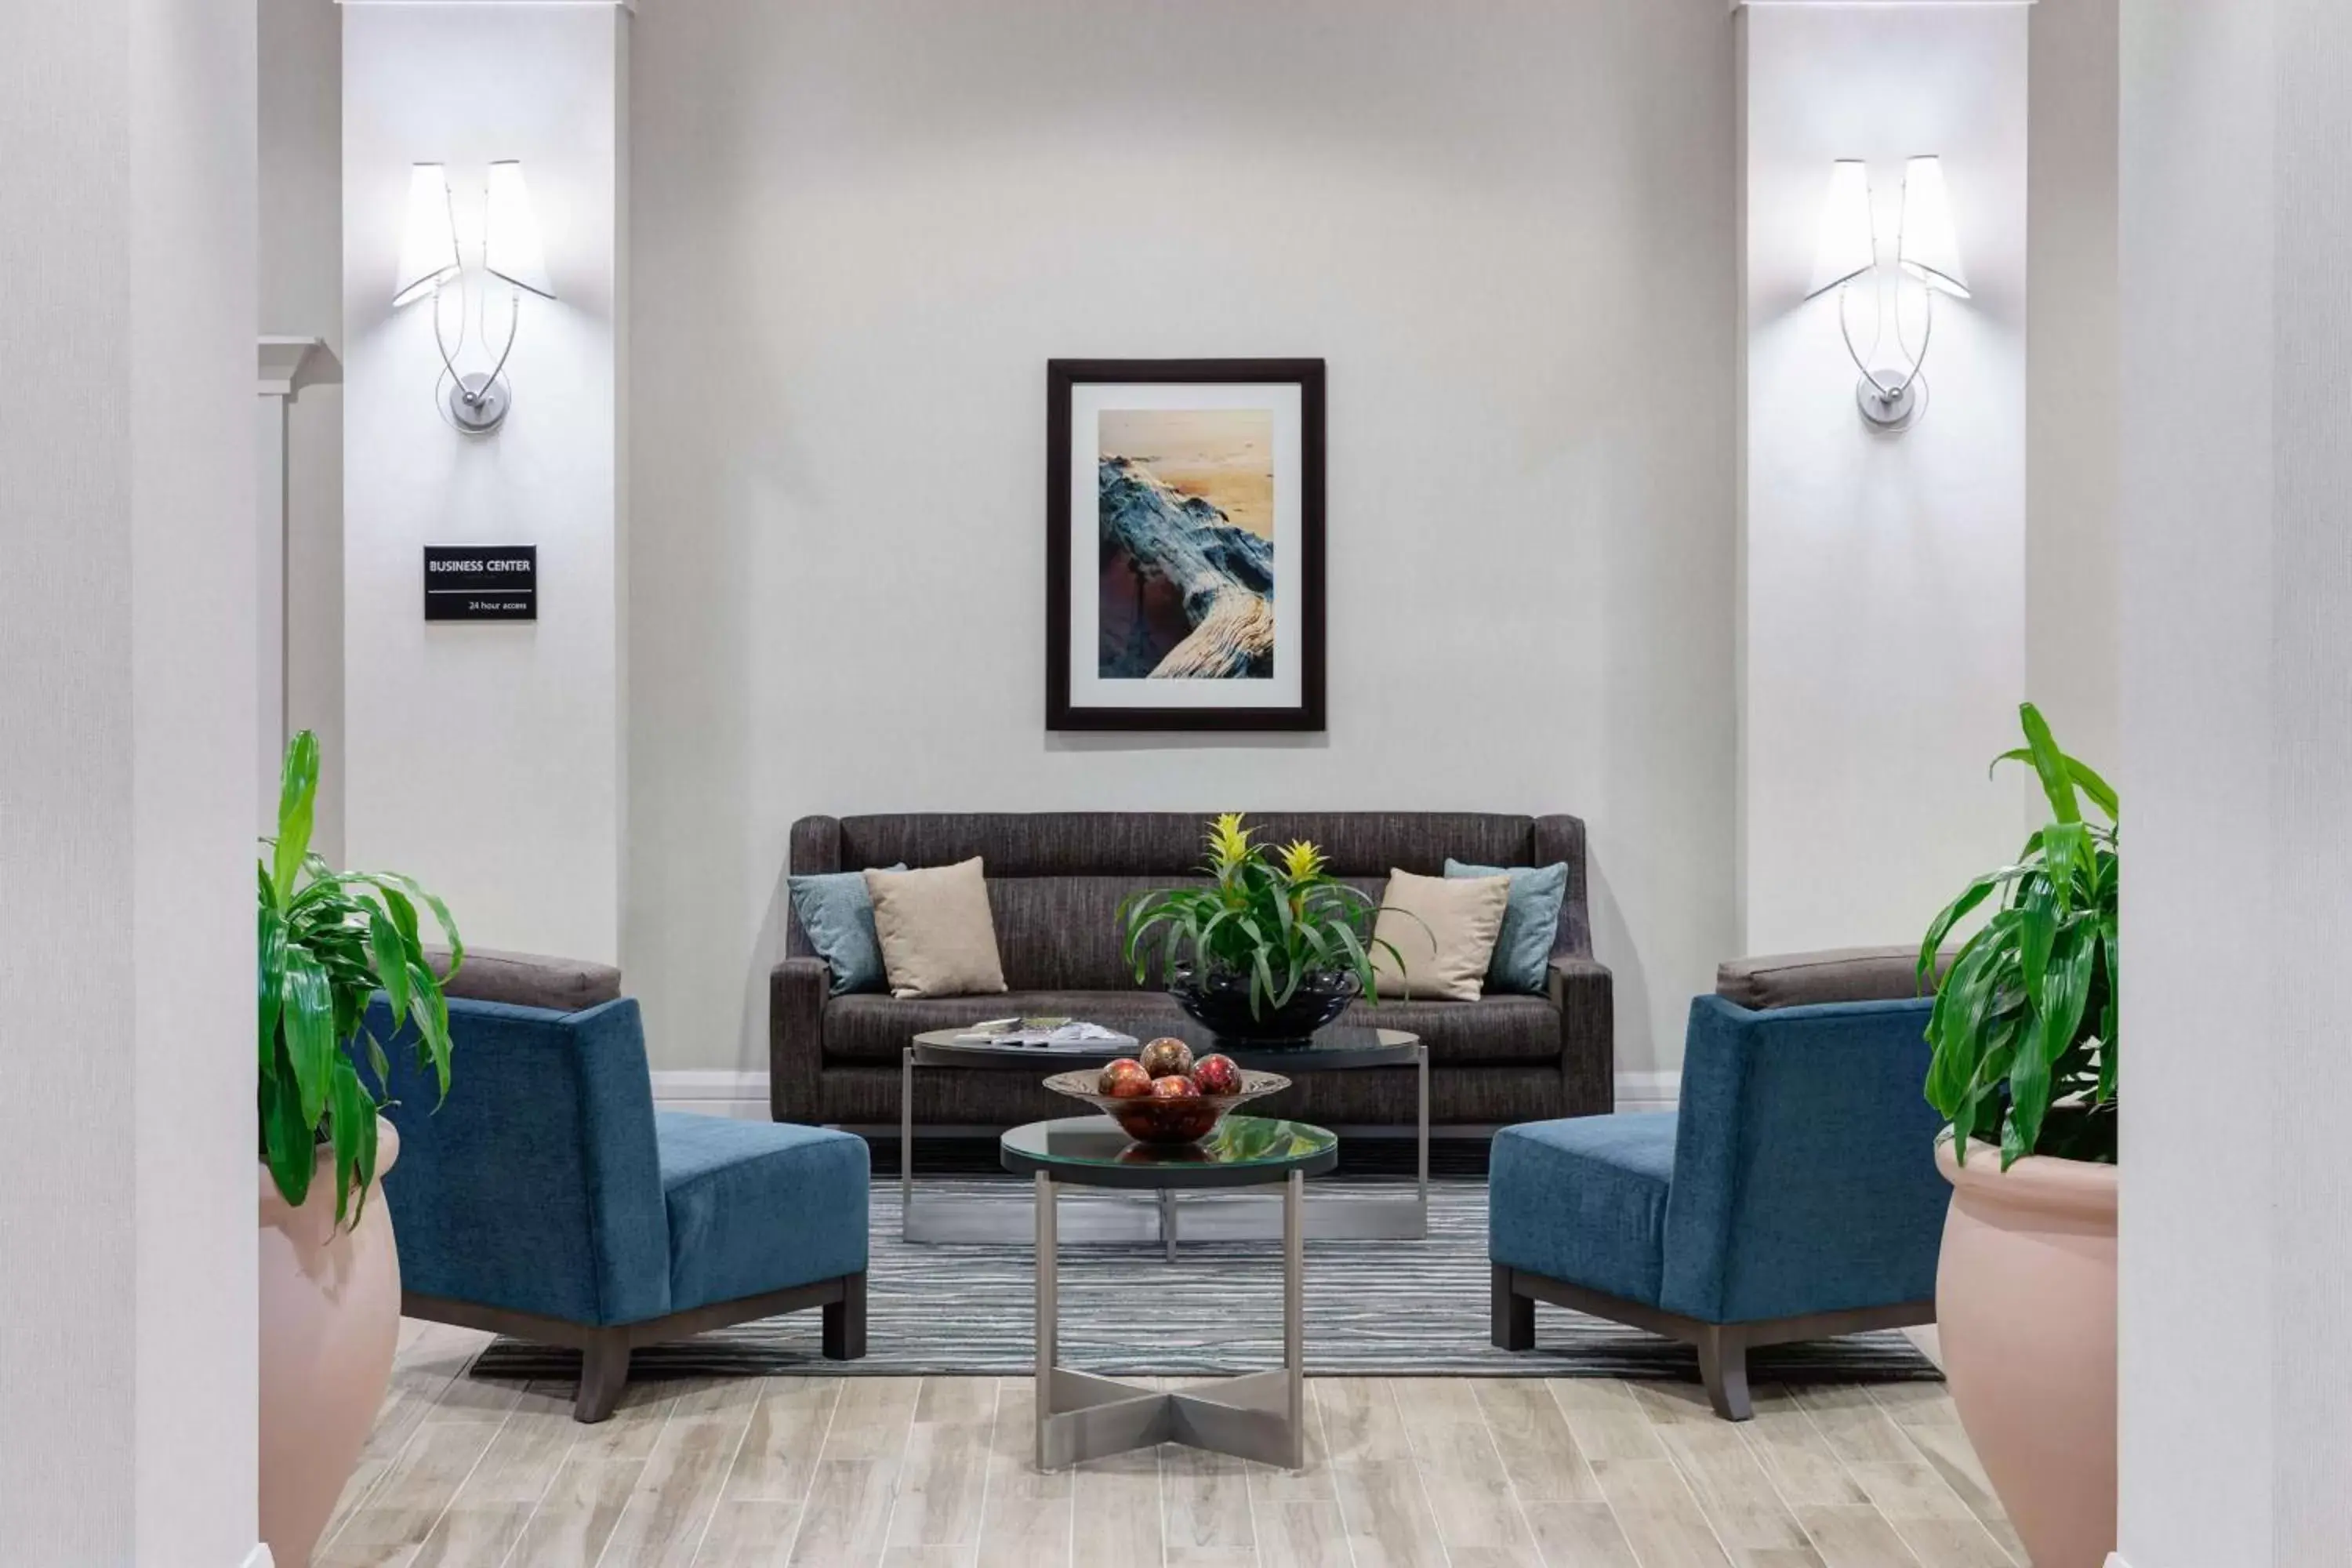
259;731;463;1222
1919;703;2118;1170
1120;813;1403;1018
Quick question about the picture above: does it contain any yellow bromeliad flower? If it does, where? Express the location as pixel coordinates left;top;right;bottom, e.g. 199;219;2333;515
1277;839;1326;883
1205;811;1256;878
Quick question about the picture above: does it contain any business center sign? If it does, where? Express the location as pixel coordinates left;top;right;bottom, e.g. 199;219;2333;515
423;546;537;622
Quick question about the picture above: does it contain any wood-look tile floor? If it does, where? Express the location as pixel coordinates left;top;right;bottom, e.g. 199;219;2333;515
317;1319;2024;1568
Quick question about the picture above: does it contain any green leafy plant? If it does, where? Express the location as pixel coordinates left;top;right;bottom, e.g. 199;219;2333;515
1119;813;1404;1017
259;731;463;1221
1919;703;2118;1170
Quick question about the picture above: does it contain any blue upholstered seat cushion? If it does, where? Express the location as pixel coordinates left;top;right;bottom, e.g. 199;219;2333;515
653;1112;870;1314
1488;1112;1677;1305
1445;858;1568;994
787;865;906;995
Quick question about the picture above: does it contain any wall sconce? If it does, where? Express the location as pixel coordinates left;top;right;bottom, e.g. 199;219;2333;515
391;161;554;435
1807;155;1969;433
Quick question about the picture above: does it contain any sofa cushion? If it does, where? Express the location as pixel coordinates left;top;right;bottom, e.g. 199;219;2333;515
788;864;906;995
426;946;622;1014
1372;868;1512;1000
866;858;1009;999
1336;995;1561;1065
989;876;1189;992
819;989;1564;1067
653;1112;869;1316
1489;1113;1678;1306
831;811;1541;880
1446;858;1570;995
1715;947;1947;1011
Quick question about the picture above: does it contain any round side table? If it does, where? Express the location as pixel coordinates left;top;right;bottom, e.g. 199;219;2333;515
1001;1115;1338;1471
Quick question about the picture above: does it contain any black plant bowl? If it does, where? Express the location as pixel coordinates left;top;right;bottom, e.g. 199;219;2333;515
1168;967;1359;1046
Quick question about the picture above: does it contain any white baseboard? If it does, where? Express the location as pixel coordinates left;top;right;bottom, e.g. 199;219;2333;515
652;1069;776;1121
1612;1070;1680;1113
241;1546;275;1568
651;1069;1680;1120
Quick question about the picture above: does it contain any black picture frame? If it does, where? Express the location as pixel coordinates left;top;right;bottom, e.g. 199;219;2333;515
1046;358;1327;732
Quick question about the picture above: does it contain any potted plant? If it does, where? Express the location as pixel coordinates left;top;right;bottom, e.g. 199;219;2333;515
1918;702;2118;1568
257;731;462;1568
1120;812;1403;1044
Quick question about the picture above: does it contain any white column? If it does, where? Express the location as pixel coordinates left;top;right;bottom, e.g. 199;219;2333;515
343;0;629;962
258;336;338;829
2117;1;2352;1563
1735;0;2031;953
0;0;260;1561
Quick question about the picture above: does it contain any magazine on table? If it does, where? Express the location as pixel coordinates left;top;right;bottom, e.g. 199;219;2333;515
950;1018;1139;1051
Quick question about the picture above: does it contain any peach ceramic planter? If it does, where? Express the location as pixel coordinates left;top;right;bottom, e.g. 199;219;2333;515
259;1120;401;1568
1935;1138;2116;1568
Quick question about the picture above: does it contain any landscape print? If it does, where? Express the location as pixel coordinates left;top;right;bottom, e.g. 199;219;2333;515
1097;408;1276;680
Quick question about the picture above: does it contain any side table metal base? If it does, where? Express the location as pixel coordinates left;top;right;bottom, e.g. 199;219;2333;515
1033;1170;1307;1470
1036;1367;1301;1469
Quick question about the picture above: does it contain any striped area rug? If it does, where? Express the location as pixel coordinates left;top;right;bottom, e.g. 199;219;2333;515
470;1178;1940;1385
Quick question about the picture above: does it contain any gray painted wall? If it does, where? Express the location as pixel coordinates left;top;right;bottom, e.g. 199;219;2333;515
622;0;1743;1079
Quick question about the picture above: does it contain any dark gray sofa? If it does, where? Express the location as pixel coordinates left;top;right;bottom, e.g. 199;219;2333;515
770;811;1613;1129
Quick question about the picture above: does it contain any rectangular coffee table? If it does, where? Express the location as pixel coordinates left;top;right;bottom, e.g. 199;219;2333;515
899;1024;1425;1254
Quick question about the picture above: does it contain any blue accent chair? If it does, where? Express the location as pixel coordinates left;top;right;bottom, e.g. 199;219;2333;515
368;993;870;1421
1490;988;1947;1419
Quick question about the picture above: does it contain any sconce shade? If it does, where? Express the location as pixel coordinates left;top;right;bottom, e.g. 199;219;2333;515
393;163;460;309
484;162;555;300
1807;160;1877;299
1898;155;1969;299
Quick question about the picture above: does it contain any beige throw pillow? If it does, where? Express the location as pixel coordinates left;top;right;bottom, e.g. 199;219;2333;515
863;858;1009;1000
1370;868;1512;1000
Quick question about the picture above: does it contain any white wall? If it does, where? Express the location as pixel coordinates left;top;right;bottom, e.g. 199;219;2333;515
343;2;627;962
2118;0;2352;1561
0;0;260;1560
2026;0;2120;788
263;0;347;862
626;0;1740;1078
1738;2;2031;956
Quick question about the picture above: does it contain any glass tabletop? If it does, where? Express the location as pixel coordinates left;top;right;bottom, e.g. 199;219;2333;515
1000;1115;1340;1190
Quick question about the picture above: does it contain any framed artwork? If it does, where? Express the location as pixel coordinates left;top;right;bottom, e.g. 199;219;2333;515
1046;358;1326;731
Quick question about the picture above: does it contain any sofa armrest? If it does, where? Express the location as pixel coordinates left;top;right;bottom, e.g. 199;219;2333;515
769;957;831;1123
1547;955;1614;1115
1531;814;1593;956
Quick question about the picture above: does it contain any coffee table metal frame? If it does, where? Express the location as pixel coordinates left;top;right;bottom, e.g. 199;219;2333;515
1005;1117;1337;1471
898;1026;1425;1254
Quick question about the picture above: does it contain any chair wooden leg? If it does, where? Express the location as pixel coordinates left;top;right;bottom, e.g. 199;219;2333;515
575;1331;630;1424
822;1270;867;1361
1697;1323;1752;1421
1491;1264;1536;1352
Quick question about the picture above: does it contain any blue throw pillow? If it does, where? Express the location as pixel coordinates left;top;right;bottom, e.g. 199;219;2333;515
787;864;907;996
1445;858;1568;995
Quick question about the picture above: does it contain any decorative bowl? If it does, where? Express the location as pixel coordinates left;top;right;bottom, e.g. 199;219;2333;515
1168;967;1359;1045
1043;1067;1292;1147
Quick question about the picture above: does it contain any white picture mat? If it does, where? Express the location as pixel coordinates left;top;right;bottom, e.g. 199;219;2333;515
1069;380;1305;711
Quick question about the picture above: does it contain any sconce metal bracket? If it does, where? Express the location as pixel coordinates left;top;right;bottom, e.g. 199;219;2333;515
1855;369;1926;433
446;372;511;434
